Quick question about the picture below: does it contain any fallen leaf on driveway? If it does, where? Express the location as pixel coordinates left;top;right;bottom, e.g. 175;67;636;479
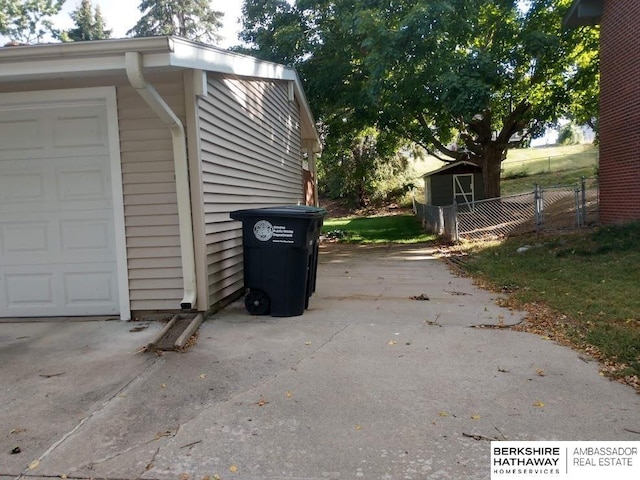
533;400;545;408
438;411;449;417
28;460;39;470
229;464;238;473
388;340;397;345
471;415;482;420
286;391;293;398
199;374;207;379
256;398;269;407
154;430;173;440
411;294;430;301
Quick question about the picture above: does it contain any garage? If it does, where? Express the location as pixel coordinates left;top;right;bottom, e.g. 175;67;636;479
0;37;320;319
0;89;126;317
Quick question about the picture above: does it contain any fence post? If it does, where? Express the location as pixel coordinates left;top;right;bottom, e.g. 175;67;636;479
575;185;582;227
534;184;544;233
452;200;459;242
581;176;587;226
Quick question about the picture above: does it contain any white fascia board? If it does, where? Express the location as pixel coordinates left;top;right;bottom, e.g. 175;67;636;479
169;42;295;81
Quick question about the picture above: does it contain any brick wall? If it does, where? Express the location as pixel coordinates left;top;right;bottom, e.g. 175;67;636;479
599;0;640;224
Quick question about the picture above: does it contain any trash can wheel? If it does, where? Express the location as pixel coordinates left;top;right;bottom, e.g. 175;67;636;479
245;289;270;315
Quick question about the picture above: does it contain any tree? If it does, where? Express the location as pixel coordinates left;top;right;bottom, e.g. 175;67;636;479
0;0;64;44
356;0;599;198
557;122;583;145
128;0;224;44
237;0;308;64
239;0;600;199
64;0;112;41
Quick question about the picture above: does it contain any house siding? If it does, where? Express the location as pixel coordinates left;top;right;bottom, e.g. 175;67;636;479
117;73;185;311
599;0;640;224
197;75;304;307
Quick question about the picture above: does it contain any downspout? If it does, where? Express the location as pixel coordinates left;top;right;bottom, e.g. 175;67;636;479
125;51;197;310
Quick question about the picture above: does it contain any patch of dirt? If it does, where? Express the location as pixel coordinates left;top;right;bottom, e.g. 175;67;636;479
319;196;413;219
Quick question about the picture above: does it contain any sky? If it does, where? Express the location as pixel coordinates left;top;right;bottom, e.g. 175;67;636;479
53;0;244;48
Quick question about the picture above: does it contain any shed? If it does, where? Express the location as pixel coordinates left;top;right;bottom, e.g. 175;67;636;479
422;161;484;208
0;36;321;320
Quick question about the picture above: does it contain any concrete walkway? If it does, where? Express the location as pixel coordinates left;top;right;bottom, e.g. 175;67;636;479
1;243;638;480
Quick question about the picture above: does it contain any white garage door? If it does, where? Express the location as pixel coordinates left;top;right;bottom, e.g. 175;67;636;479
0;98;120;317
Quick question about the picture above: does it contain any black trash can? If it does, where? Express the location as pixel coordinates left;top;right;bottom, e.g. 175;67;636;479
230;206;326;317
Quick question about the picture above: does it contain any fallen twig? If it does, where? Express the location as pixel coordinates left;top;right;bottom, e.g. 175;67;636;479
39;372;65;378
180;440;202;449
462;432;499;441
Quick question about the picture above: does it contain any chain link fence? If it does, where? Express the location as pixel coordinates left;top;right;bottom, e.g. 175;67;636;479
414;178;598;241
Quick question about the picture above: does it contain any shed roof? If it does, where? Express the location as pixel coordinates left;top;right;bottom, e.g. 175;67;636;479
422;161;481;178
565;0;603;27
0;36;320;151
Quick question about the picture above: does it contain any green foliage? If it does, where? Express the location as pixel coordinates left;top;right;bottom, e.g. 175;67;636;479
0;0;64;44
322;214;435;244
64;0;112;41
557;123;584;145
128;0;223;43
317;126;413;207
236;0;307;64
461;223;640;380
238;0;600;200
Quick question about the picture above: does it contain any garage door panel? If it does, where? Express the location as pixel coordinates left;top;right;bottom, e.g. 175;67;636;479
0;170;47;206
0;98;120;317
53;109;108;151
56;167;110;203
2;222;51;256
4;272;56;308
61;218;114;256
2;264;119;316
0;116;46;158
64;270;116;306
2;212;114;263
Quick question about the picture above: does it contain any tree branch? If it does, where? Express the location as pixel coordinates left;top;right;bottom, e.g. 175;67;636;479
416;115;457;160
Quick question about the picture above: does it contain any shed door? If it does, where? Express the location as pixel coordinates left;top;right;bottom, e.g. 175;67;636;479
0;100;119;317
453;174;475;208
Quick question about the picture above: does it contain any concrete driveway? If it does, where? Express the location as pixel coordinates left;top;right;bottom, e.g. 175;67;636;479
1;243;638;480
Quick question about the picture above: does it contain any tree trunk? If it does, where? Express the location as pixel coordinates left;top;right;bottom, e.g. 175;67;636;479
481;144;505;199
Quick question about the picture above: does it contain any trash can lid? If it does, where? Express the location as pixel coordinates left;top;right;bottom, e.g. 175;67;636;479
230;205;327;220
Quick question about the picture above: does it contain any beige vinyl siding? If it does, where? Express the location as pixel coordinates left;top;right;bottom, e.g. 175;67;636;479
117;73;185;311
198;75;304;306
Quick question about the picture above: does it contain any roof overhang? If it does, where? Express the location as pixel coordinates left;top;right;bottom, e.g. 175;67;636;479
565;0;603;27
422;160;481;178
0;36;320;151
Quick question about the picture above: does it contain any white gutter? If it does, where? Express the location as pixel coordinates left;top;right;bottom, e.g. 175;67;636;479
125;51;197;310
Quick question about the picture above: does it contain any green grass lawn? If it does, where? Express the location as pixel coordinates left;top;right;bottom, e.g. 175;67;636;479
322;214;436;244
501;144;598;196
457;222;640;387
